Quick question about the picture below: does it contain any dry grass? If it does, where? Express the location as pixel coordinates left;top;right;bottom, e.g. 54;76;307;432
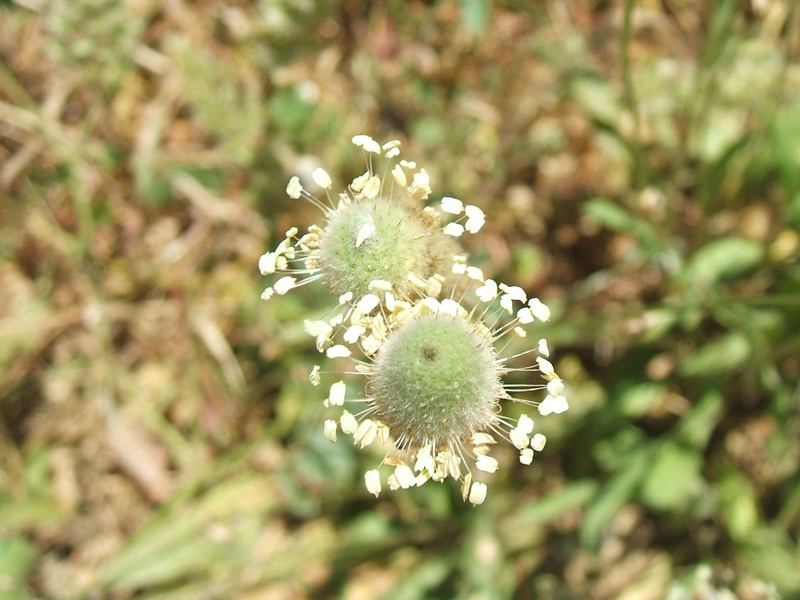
1;1;799;598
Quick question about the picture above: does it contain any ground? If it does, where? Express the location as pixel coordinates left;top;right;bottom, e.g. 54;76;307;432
1;1;799;599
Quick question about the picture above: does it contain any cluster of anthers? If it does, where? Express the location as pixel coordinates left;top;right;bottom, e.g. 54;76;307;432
259;135;568;505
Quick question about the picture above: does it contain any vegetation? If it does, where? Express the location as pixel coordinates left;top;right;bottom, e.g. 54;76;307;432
1;1;798;598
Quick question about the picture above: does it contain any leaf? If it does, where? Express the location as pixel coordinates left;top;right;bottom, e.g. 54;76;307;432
741;530;800;594
640;308;679;343
461;0;490;34
678;332;751;378
618;382;667;418
0;449;66;532
594;427;647;472
514;480;598;525
580;449;652;548
570;77;624;127
583;198;664;256
719;470;760;542
640;443;704;511
676;390;724;449
100;475;275;589
0;537;38;600
381;558;452;600
684;236;763;287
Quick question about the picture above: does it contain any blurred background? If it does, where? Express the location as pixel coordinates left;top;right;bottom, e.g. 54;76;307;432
2;0;800;598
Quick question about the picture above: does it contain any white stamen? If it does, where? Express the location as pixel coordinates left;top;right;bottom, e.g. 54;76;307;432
546;378;564;396
517;307;534;324
391;164;407;188
355;294;380;315
343;325;366;344
441;196;464;215
414;444;434;473
323;419;337;442
394;465;416;489
471;432;497;445
328;380;346;406
518;414;535;435
362;175;381;199
326;345;351;358
351;171;370;192
509;428;530;450
443;222;465;237
538;338;550;357
469;481;487;505
312;167;332;189
439;298;463;316
476;279;498;302
274;276;296;295
464;205;485;233
365;469;382;496
466;266;484;281
538;394;568;416
353;135;382;154
309;365;320;386
286;176;303;199
340;410;358;434
259;252;277;275
529;298;551;322
475;454;499;473
500;284;527;303
354;419;378;448
537;356;555;376
368;279;392;291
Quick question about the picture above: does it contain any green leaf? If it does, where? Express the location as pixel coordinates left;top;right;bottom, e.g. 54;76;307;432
270;88;316;134
514;480;598;525
570;78;624;127
676;390;724;449
0;537;38;600
381;557;452;600
684;236;763;287
461;0;490;34
618;382;667;418
100;475;275;589
678;332;751;378
640;443;704;511
0;449;66;532
741;530;800;594
583;198;664;256
719;470;760;542
594;427;647;472
581;449;652;548
640;308;679;342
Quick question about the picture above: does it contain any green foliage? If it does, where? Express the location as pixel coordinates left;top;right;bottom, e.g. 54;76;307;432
169;37;264;168
1;0;799;598
0;537;38;600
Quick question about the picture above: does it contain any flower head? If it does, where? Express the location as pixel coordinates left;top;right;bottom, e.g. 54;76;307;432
317;288;566;505
259;136;473;307
260;134;568;506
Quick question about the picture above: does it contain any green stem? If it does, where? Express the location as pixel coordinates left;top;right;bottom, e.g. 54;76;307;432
622;0;643;188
